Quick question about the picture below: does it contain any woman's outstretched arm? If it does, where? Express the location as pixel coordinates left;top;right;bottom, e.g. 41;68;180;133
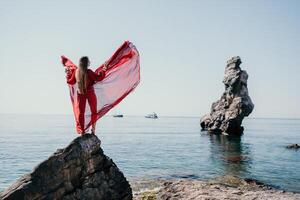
61;56;77;85
89;69;106;82
66;69;76;85
89;63;107;82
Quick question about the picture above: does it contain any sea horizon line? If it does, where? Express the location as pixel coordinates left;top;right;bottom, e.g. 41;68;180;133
0;113;300;120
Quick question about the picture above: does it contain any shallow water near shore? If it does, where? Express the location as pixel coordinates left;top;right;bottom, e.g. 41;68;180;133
0;114;299;192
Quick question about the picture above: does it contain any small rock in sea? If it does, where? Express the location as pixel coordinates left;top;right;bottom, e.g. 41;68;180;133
0;134;132;200
200;56;254;135
286;144;300;149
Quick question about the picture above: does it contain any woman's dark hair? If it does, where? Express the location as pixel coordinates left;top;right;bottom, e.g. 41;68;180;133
78;56;90;94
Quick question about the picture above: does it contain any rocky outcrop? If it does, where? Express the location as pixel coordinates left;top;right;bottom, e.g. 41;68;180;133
200;56;254;135
286;144;300;149
0;134;132;200
132;177;300;200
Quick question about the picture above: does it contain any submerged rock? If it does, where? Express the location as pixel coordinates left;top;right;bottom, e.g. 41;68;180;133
286;144;300;149
0;134;132;200
200;56;254;135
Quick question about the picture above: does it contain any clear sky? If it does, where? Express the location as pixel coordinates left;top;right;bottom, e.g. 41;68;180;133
0;0;299;118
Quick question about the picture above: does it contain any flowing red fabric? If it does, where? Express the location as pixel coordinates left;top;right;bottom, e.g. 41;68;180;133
61;41;140;133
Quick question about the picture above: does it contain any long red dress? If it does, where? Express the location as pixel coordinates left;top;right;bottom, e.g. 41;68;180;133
61;41;140;134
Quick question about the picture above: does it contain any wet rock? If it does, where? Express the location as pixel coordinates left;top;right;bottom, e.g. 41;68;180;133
200;56;254;135
286;144;300;149
0;134;132;200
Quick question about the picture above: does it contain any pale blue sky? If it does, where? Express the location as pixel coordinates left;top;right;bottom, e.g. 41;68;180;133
0;0;299;118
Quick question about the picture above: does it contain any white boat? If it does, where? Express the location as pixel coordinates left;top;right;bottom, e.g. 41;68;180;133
145;112;158;119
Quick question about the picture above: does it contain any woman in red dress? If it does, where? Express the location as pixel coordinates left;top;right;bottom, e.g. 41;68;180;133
65;57;107;135
62;41;140;135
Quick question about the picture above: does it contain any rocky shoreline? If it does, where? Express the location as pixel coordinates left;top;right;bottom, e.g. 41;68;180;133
132;176;300;200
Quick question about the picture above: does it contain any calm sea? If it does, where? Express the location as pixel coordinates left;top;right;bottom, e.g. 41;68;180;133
0;114;299;192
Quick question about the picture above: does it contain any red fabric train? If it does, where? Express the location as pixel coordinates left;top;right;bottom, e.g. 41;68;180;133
61;41;140;134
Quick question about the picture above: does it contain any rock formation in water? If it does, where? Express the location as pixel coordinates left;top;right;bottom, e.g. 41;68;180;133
286;144;300;150
0;134;132;200
200;56;254;135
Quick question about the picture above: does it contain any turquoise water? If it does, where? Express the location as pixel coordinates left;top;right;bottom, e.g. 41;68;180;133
0;114;299;192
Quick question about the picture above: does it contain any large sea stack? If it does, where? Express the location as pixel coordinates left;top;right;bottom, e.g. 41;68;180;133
200;56;254;135
0;134;132;200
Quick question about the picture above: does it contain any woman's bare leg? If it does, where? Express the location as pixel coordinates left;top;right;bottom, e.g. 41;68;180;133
91;123;96;134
